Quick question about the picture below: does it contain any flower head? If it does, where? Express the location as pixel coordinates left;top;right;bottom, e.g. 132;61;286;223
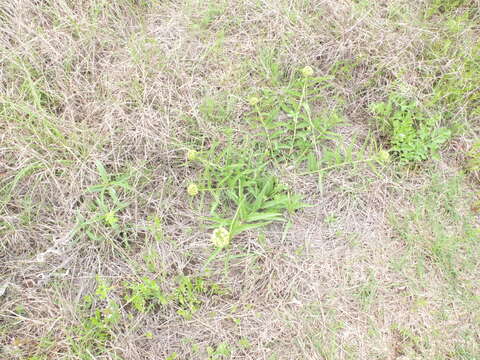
187;183;199;197
376;150;391;164
248;96;260;107
104;211;118;227
301;65;314;78
210;227;230;249
186;149;198;161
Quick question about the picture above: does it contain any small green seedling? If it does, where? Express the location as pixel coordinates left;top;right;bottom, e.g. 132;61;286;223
124;277;168;313
173;276;223;319
71;277;121;357
207;342;232;359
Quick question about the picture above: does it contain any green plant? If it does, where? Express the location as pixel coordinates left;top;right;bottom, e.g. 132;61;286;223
123;277;169;313
238;337;251;349
165;353;179;360
70;278;121;357
370;92;451;164
425;0;467;17
465;141;480;182
207;342;232;359
199;143;306;235
95;276;114;300
249;69;341;168
184;66;352;242
172;276;224;319
75;161;133;243
79;299;120;340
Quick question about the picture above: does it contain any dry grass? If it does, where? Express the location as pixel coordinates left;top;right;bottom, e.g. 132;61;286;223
1;0;479;359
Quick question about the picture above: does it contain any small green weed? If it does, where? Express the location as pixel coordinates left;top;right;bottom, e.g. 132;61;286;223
370;92;451;164
122;275;225;319
207;342;232;359
70;277;121;357
238;337;251;349
173;276;222;319
78;298;120;340
123;277;168;313
165;352;179;360
75;162;133;244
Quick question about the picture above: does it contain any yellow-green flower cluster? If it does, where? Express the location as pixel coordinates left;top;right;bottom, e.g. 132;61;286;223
210;227;230;249
248;96;260;106
186;149;198;161
376;149;391;164
301;65;314;78
187;183;199;197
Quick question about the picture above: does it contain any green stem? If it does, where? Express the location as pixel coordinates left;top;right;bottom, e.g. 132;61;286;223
202;247;222;272
298;158;376;176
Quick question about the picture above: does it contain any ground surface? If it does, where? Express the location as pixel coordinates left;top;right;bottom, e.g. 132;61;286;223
1;1;480;359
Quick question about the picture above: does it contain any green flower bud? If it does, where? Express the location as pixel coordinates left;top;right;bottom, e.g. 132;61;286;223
210;227;230;248
301;65;314;77
187;183;199;197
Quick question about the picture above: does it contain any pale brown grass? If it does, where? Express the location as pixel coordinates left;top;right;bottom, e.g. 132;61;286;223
1;0;479;359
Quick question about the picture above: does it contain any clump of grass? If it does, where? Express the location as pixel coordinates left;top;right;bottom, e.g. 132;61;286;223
425;0;468;18
423;14;480;126
3;1;480;359
465;140;480;182
70;278;121;357
248;66;343;169
390;175;478;281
